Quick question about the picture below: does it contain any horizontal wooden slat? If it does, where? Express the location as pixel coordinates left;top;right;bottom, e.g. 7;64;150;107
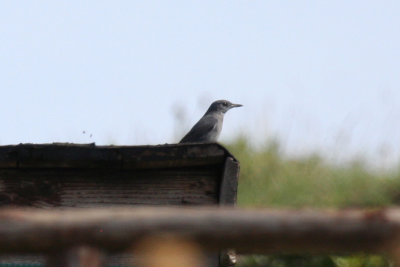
0;143;230;169
0;207;398;254
0;168;219;207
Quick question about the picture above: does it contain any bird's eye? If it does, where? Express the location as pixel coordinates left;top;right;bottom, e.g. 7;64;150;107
223;102;228;106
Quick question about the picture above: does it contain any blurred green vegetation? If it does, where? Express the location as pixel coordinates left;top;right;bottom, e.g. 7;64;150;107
225;137;400;267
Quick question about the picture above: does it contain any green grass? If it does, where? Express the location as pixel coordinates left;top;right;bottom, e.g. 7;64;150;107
224;137;400;267
226;137;400;208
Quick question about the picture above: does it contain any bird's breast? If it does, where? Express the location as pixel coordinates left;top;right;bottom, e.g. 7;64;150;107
206;116;223;142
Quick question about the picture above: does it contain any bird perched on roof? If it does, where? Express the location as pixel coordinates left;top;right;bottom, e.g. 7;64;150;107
179;100;242;143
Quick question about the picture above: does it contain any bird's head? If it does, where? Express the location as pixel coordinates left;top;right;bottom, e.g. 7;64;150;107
206;100;243;114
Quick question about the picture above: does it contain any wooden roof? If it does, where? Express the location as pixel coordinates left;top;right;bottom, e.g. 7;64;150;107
0;143;239;208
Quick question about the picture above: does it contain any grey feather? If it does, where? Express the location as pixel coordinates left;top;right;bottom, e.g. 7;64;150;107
180;114;221;143
179;100;242;143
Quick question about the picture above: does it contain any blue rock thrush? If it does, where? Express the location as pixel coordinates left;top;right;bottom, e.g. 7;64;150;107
180;100;242;143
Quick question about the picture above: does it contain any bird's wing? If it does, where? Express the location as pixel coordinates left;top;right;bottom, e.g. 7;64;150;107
179;115;218;143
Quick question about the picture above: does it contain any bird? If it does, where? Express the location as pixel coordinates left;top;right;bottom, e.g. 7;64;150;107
179;100;242;143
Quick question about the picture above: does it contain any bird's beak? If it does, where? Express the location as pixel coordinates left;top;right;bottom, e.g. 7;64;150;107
230;103;243;108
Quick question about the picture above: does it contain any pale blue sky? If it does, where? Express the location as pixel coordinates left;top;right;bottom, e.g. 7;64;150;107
1;1;399;167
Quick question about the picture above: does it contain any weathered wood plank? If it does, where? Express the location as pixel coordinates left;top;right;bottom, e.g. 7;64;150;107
0;143;230;169
219;157;239;205
120;144;227;169
18;144;122;169
0;168;219;207
0;207;397;255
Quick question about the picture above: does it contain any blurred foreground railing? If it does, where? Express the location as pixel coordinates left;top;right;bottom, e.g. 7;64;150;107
1;207;400;266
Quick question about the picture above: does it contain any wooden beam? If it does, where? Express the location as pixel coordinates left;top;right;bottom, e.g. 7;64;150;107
0;207;399;255
219;157;239;205
0;143;230;169
0;168;219;207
